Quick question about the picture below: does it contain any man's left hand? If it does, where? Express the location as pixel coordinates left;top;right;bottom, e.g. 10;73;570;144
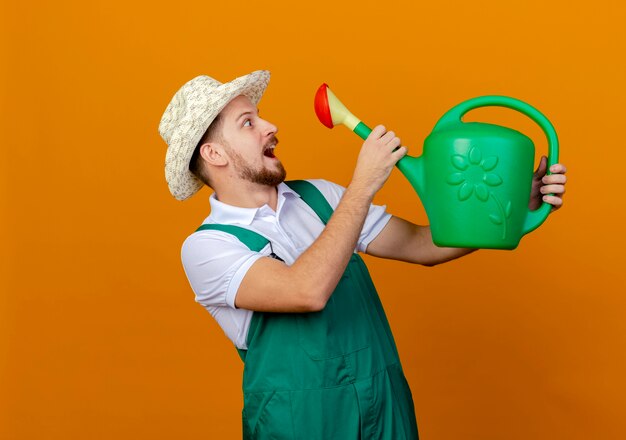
529;155;567;212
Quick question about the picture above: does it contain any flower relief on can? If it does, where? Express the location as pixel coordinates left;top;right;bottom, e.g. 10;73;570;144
446;146;512;239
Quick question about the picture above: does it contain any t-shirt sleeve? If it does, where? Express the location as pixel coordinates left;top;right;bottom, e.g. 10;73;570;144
181;230;265;309
306;179;392;253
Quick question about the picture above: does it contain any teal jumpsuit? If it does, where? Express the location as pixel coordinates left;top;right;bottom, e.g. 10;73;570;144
197;180;419;439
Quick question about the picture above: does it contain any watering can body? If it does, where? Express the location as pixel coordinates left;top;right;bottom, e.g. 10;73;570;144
398;96;559;250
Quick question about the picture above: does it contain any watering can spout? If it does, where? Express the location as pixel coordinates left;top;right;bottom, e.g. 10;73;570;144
396;155;425;198
314;82;426;199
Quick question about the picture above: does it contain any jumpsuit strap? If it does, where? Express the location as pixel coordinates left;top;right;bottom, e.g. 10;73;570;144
284;180;334;225
195;224;269;252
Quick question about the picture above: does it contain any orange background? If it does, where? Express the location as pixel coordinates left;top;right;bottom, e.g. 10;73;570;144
1;0;625;438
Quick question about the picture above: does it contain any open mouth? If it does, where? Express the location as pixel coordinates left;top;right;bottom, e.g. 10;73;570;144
263;144;276;158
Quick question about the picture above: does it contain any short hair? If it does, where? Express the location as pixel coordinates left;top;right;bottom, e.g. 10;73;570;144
189;113;224;187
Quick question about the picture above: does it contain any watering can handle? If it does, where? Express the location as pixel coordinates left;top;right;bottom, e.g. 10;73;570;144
433;95;559;235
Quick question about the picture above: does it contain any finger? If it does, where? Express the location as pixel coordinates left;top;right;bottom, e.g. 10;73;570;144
542;194;563;211
391;146;408;160
549;163;567;174
534;156;547;178
370;125;387;139
388;136;401;150
540;184;566;195
542;174;567;185
380;130;396;143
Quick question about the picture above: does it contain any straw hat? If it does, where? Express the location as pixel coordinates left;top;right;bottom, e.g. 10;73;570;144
159;70;270;200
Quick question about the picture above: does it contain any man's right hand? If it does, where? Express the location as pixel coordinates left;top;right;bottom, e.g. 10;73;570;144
350;125;407;198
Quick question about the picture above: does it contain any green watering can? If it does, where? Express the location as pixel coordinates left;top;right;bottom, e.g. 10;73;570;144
314;84;559;250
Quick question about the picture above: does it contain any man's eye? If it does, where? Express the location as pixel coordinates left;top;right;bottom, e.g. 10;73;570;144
243;119;252;127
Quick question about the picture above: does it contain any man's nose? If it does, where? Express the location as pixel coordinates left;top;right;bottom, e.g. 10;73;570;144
261;119;278;136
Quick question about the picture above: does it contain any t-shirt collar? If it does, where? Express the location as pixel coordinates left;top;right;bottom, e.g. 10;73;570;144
208;182;301;226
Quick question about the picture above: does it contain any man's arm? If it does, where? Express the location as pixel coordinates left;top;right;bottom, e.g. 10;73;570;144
235;125;406;313
366;156;568;266
366;217;475;266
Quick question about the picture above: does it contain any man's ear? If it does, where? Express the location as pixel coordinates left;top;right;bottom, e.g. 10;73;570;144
199;142;228;167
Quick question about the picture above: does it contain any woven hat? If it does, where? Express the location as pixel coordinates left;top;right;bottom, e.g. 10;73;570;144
159;70;271;200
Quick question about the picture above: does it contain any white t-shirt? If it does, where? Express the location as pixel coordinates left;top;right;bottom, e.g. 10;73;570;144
181;179;392;349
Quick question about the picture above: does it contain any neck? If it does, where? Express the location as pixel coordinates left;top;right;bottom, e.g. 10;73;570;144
213;180;280;211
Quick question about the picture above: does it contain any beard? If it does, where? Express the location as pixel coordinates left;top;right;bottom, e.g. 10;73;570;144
225;137;287;187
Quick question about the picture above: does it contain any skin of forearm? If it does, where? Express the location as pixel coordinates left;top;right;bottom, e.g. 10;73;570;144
368;217;477;267
288;183;374;311
405;224;476;266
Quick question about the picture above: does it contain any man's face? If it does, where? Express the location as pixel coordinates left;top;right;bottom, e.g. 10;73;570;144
218;95;286;187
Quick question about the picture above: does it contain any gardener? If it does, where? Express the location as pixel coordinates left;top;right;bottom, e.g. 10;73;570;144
158;70;567;439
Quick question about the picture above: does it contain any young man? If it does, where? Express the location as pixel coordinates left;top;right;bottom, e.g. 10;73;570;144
159;70;567;439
